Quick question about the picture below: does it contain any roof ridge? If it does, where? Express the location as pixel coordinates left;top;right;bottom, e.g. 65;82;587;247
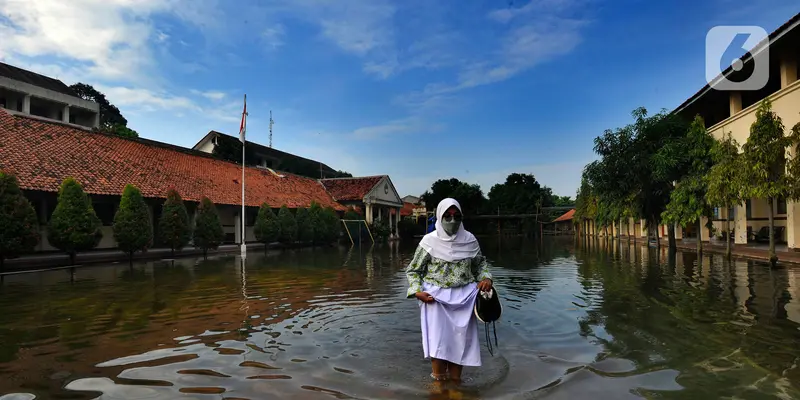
210;130;338;171
320;175;386;181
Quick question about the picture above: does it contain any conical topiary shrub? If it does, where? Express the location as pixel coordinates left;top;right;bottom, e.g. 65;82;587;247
194;197;224;259
0;171;39;270
47;178;102;265
277;205;297;246
113;184;153;262
158;189;192;256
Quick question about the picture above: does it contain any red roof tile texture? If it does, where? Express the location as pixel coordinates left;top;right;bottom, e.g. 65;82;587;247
320;176;383;201
400;202;416;216
0;110;346;210
552;209;575;223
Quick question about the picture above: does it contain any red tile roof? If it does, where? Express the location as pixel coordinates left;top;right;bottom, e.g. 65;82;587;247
320;176;384;201
0;110;346;211
552;209;575;223
400;202;416;216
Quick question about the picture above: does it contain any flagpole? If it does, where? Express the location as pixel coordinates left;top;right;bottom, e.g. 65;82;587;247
241;94;247;257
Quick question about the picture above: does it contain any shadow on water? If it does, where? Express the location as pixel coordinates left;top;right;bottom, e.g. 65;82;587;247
0;238;799;399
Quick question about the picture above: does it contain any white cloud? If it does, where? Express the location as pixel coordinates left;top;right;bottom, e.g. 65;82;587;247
488;0;579;24
99;86;200;112
263;24;286;50
350;117;443;139
0;0;173;81
190;89;227;101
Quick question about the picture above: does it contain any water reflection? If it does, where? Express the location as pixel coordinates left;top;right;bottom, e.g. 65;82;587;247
0;239;799;399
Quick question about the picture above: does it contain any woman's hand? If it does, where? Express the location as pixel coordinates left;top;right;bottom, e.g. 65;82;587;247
415;292;435;303
477;279;493;292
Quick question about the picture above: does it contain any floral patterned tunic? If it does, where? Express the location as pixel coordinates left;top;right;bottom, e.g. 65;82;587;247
405;245;493;298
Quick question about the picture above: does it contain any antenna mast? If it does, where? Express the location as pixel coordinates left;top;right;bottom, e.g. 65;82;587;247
269;110;274;148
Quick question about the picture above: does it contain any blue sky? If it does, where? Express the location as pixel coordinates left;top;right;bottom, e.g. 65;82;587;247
1;0;798;199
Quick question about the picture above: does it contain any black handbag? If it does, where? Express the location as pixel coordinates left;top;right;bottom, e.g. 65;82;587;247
474;288;502;356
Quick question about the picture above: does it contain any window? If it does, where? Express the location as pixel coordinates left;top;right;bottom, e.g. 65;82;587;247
777;197;787;215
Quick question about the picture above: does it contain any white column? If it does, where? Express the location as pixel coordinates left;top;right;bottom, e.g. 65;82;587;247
640;219;647;238
62;105;70;123
365;203;373;225
675;223;683;240
93;112;100;128
735;201;748;245
22;95;30;114
788;201;800;251
700;217;710;242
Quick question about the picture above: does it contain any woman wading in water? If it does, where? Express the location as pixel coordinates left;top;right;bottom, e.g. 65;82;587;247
406;198;493;383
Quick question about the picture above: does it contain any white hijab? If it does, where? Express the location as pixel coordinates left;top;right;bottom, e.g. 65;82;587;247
419;198;480;262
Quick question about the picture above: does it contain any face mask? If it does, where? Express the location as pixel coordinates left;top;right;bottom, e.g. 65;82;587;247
442;219;460;236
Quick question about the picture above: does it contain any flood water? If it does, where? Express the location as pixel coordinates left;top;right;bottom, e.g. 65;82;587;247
1;237;800;399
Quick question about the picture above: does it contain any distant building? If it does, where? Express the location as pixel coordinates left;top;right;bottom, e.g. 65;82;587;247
192;130;350;180
320;176;404;237
546;209;575;235
402;195;423;205
0;62;99;129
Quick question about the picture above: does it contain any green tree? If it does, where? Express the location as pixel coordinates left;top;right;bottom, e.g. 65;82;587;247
69;83;139;138
706;131;743;258
308;202;324;244
295;207;313;243
47;178;103;265
740;100;792;264
158;189;192;256
0;172;39;270
421;178;486;216
277;205;298;245
193;197;224;259
254;204;280;251
113;184;153;262
320;206;341;244
661;116;715;255
488;173;554;215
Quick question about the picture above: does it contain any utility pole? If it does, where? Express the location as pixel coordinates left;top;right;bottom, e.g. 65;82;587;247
269;110;274;148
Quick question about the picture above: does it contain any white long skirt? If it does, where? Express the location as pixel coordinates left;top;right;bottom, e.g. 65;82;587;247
419;282;481;367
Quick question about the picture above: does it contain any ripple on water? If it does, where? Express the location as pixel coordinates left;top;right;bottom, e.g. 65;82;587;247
1;244;799;399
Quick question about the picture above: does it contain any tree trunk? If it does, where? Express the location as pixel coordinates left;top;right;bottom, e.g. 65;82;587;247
697;218;703;256
0;256;3;271
668;224;676;251
769;197;777;265
69;252;76;266
725;202;732;259
203;248;208;260
129;251;134;267
171;247;175;258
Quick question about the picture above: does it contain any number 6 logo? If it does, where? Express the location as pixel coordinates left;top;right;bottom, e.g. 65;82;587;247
705;25;770;91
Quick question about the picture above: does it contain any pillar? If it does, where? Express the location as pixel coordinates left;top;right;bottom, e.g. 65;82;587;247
22;95;30;114
234;211;242;244
787;201;800;251
700;216;710;242
62;105;70;123
780;53;798;88
93;112;100;128
675;223;683;240
729;91;742;116
365;203;373;225
735;201;748;245
640;219;647;238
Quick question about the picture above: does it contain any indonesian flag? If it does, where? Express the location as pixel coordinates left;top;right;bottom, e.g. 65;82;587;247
239;94;247;143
